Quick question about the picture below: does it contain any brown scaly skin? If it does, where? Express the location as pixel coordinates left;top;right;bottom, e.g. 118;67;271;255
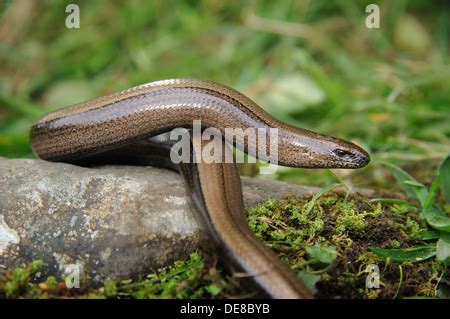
30;78;370;299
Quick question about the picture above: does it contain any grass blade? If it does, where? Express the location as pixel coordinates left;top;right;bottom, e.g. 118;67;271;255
370;246;436;262
439;153;450;202
422;176;441;213
417;230;441;241
304;183;341;214
380;161;428;205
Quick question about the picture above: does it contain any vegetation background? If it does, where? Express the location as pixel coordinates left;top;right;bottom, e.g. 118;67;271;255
0;0;449;188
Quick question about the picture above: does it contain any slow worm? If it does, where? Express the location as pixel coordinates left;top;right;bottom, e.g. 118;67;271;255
30;78;370;298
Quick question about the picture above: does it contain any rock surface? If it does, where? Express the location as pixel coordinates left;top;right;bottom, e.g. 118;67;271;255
0;157;320;284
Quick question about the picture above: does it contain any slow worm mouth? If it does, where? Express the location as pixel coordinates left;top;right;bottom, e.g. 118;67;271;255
335;143;371;169
338;154;370;169
350;147;371;168
357;154;371;168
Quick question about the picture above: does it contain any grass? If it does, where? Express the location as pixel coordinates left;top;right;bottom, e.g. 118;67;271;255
0;0;449;186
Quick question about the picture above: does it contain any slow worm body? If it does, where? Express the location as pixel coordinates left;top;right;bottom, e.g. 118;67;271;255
30;78;369;299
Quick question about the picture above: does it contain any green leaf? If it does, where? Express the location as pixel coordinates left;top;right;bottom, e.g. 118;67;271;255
423;205;450;233
306;245;337;264
422;176;441;213
417;230;441;240
381;162;428;205
436;235;450;264
297;271;321;295
370;246;436;262
440;153;450;202
403;180;428;188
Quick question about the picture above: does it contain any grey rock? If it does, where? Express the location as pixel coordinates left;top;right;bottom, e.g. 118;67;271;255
0;157;319;285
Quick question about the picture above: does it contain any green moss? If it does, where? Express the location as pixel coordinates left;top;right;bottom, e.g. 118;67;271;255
390;239;401;248
98;252;234;299
333;200;368;235
404;217;423;239
245;191;446;298
356;252;385;268
0;259;45;298
103;280;118;298
0;252;232;299
443;204;450;215
391;203;413;215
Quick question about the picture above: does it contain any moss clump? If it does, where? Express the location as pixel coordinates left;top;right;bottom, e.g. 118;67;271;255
246;190;448;298
333;200;368;235
0;260;58;299
102;252;231;299
0;253;245;299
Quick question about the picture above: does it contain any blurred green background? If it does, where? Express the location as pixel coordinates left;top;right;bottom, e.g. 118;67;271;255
0;0;449;190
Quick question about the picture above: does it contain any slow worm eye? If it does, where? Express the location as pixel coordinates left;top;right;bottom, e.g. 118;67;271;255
334;149;351;157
